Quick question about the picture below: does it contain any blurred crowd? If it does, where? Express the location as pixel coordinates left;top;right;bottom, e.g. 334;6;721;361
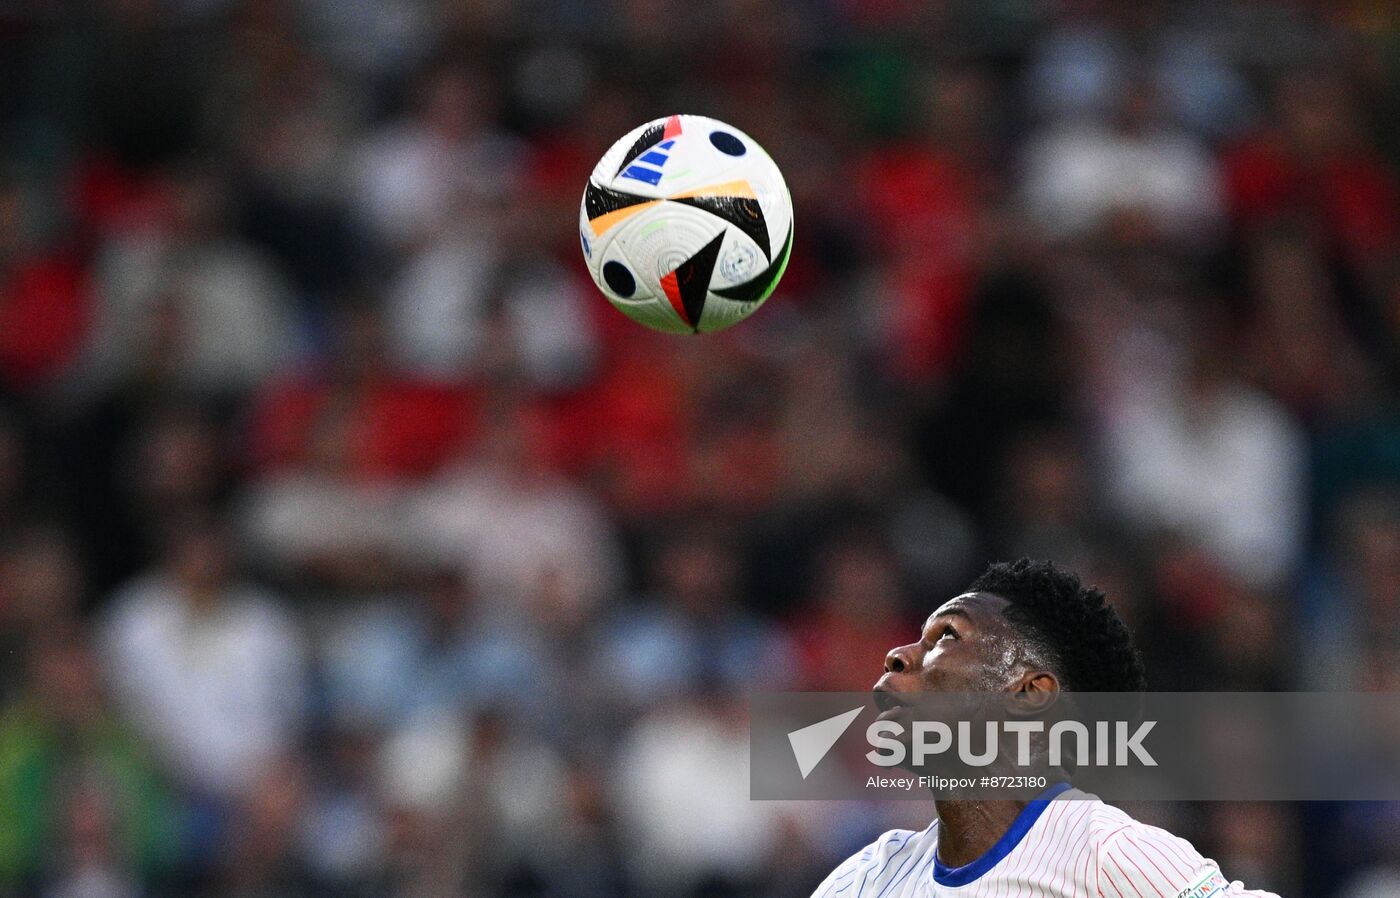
0;0;1399;896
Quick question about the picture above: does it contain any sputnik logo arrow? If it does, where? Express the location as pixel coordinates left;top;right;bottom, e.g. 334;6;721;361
788;706;864;779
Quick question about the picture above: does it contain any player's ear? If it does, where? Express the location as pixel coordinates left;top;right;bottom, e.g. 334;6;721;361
1007;670;1060;715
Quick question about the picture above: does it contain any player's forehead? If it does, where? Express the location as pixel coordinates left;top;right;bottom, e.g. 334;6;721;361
921;591;1011;632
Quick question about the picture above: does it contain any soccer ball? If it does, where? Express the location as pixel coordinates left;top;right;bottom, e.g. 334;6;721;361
579;114;793;335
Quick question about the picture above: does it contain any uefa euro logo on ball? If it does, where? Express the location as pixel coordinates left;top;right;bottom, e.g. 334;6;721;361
579;115;793;334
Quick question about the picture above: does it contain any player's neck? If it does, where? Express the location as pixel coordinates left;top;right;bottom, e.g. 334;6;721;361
932;799;1031;869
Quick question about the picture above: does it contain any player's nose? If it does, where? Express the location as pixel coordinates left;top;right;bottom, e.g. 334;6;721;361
884;644;914;674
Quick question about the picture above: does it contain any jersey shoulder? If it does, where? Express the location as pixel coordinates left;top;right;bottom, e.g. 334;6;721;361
1070;792;1281;898
810;823;938;898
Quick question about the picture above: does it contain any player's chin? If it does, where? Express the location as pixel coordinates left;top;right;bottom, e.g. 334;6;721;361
874;705;919;762
875;703;912;725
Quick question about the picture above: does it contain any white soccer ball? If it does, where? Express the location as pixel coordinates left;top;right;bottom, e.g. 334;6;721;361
579;114;793;335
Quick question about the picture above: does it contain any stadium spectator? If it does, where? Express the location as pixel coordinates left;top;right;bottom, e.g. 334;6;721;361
1098;303;1307;589
1022;77;1226;246
790;533;908;692
349;64;521;250
599;527;791;704
413;396;623;614
0;633;179;892
98;517;307;800
613;692;787;895
81;165;296;396
1300;489;1400;690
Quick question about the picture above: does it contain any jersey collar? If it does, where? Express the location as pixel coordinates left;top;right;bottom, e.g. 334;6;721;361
931;782;1073;887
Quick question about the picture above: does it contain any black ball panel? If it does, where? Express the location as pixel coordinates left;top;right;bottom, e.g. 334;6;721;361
602;260;637;297
709;131;746;156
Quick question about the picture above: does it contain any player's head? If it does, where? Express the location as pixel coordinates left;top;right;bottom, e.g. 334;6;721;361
877;558;1146;697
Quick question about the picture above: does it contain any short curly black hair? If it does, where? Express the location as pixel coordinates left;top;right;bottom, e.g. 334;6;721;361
968;558;1146;692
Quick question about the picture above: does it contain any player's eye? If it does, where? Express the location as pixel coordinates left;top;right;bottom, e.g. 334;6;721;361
939;625;959;641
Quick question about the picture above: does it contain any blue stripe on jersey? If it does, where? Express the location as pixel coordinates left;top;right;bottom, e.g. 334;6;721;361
871;833;919;897
877;834;935;898
931;781;1072;887
828;863;861;894
854;832;911;897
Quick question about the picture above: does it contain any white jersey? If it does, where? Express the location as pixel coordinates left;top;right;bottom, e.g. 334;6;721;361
811;784;1280;898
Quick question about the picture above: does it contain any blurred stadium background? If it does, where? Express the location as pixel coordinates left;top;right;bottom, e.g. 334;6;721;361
0;0;1398;895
